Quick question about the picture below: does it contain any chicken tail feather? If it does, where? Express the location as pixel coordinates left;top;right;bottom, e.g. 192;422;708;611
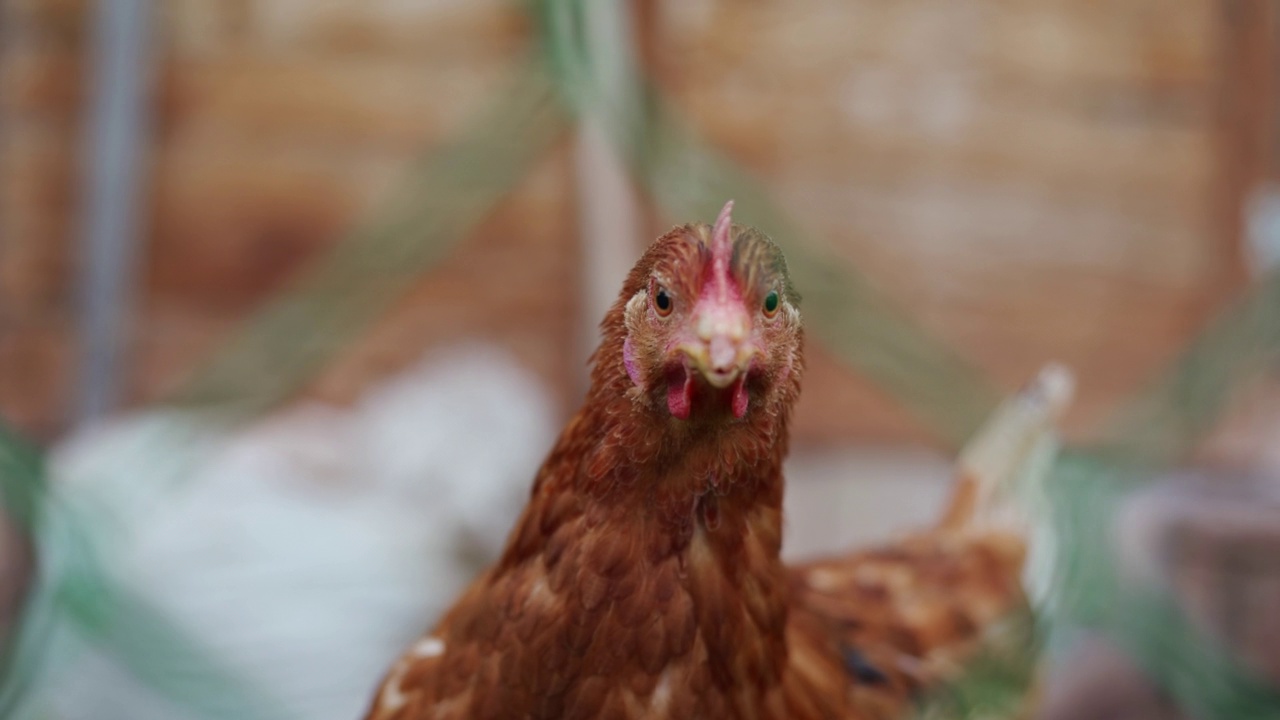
939;363;1075;535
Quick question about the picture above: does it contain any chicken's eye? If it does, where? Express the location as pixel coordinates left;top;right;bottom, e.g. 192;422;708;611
763;290;780;317
654;287;674;317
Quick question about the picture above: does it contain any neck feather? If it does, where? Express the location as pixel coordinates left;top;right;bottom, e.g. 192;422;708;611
491;355;797;698
499;351;795;570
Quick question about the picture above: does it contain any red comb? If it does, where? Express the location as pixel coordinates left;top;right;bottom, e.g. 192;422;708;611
711;200;735;258
704;200;737;301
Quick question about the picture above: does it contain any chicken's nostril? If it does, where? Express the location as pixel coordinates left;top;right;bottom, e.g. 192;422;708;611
708;336;738;372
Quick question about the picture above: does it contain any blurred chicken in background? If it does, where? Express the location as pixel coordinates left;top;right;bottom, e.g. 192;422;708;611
1;0;1278;718
45;345;554;720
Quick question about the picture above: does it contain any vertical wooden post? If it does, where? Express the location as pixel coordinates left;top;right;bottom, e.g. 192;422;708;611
1217;0;1278;280
573;0;645;394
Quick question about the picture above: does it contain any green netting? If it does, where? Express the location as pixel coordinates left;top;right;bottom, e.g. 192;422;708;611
536;0;1003;450
0;431;299;720
0;421;46;536
0;51;568;719
1100;274;1280;467
542;3;1280;713
620;91;1004;451
1048;452;1280;720
170;59;569;420
1;0;1279;716
912;612;1043;720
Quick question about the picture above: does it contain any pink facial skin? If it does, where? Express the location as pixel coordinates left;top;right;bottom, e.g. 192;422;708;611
638;330;751;421
623;337;642;388
648;200;767;422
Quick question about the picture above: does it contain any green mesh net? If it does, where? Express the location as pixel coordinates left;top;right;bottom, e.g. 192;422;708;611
2;0;1279;717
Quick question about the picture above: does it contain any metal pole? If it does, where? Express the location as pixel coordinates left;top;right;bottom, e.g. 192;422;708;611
75;0;153;424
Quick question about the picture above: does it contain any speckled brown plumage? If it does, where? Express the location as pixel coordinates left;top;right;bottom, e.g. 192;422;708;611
363;208;1030;720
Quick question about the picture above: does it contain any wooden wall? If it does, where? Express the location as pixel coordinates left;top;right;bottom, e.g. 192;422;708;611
0;0;1269;447
136;0;581;413
648;0;1249;443
1;0;85;437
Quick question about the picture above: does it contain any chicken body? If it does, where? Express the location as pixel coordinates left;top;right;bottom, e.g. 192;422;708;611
364;204;1029;720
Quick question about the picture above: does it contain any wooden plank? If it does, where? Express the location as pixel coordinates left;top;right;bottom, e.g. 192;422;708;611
5;0;87;43
157;55;515;148
0;45;82;116
654;0;1218;88
0;12;82;437
663;51;1217;199
304;145;581;412
145;142;364;312
0;320;72;439
132;144;583;415
164;0;527;58
1214;0;1279;281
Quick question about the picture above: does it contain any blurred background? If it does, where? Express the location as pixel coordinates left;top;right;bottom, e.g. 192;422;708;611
1;0;1279;718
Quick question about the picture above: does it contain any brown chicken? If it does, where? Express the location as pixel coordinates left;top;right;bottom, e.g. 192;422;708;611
364;202;1058;720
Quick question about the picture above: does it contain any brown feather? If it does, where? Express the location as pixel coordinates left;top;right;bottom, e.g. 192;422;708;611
362;215;1029;720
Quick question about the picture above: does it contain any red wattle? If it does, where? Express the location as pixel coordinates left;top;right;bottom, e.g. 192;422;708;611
731;375;749;419
668;371;694;420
